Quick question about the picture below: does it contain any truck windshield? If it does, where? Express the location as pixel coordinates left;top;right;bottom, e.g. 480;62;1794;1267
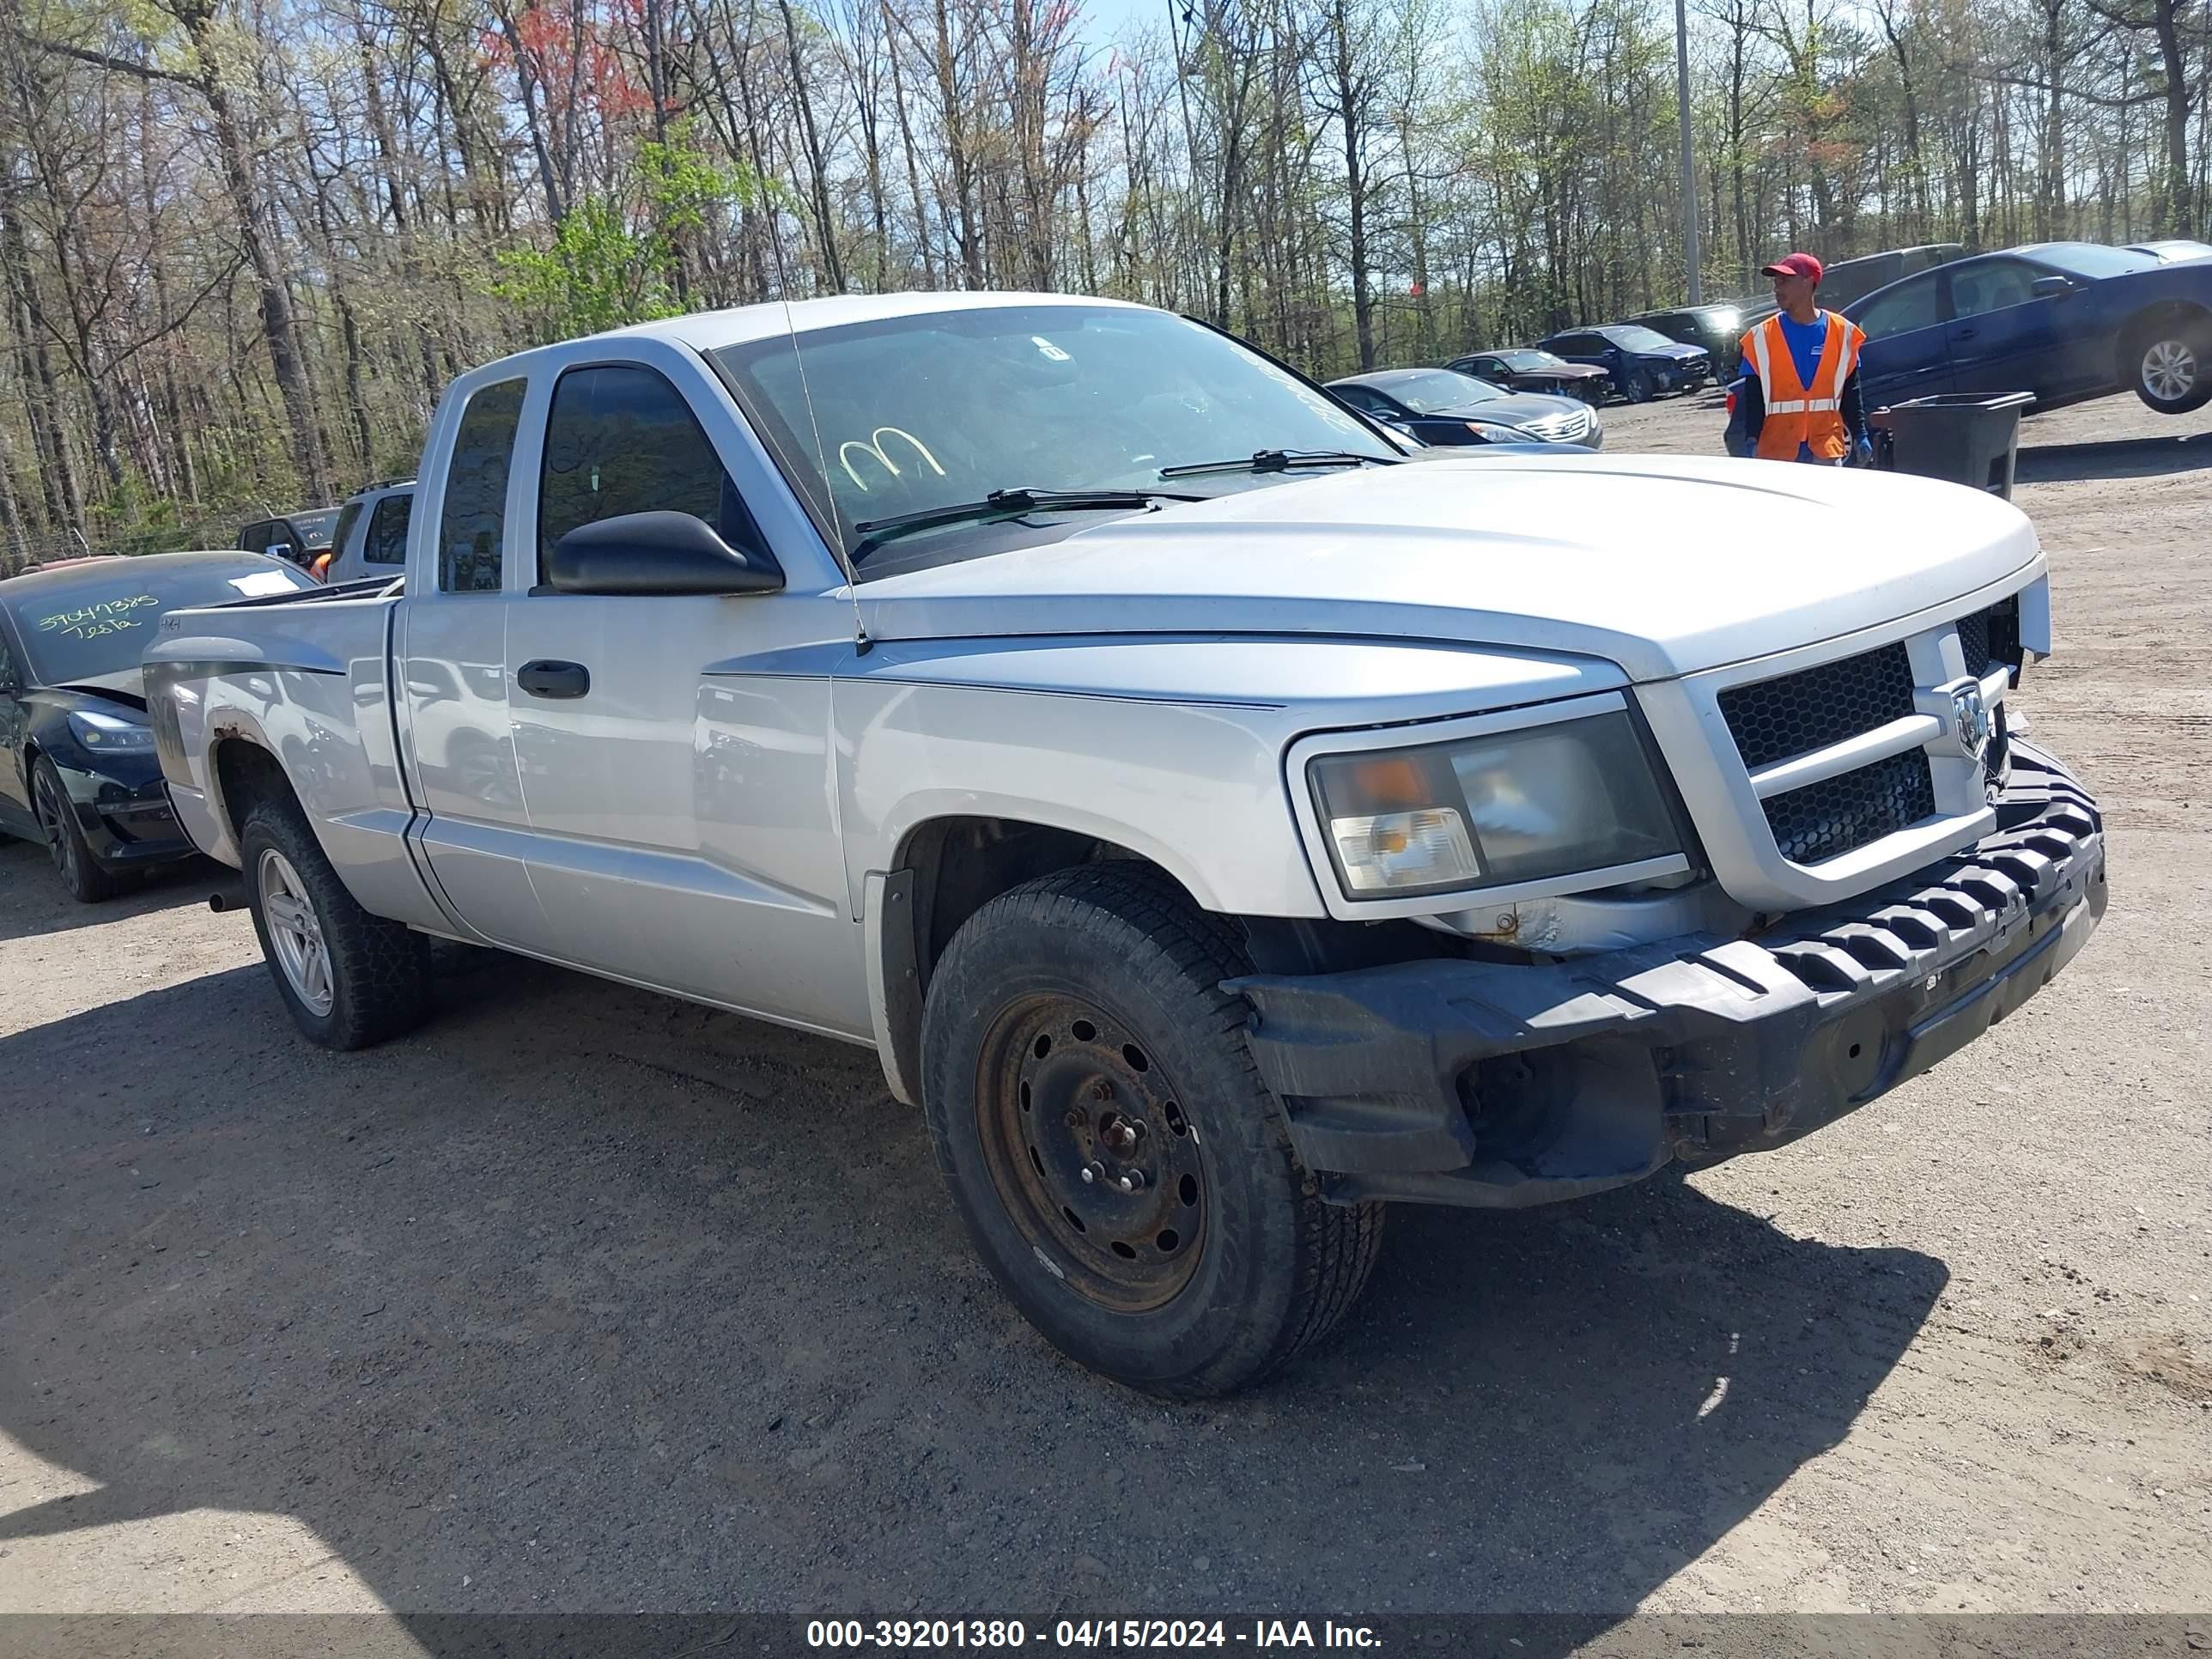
711;306;1395;569
7;556;308;688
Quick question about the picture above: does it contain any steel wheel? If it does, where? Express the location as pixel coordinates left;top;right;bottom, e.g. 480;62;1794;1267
33;765;75;884
258;847;334;1016
2142;337;2197;404
975;994;1207;1315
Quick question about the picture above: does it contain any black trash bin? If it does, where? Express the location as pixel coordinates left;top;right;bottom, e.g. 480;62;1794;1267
1869;391;2035;499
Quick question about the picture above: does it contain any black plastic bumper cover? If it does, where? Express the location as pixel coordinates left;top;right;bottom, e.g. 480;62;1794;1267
1231;741;2106;1209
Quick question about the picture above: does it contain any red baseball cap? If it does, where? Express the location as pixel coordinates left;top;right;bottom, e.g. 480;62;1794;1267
1761;252;1824;284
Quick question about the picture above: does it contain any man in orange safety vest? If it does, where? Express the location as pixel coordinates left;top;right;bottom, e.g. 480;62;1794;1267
1728;252;1873;465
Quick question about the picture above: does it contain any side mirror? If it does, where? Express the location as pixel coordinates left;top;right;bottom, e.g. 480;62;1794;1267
545;511;784;597
2031;275;2075;299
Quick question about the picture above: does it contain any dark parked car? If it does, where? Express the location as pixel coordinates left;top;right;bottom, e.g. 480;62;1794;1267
1534;324;1710;402
1844;240;2212;415
1444;348;1611;404
237;507;341;573
0;551;311;900
1326;368;1604;448
1626;302;1756;372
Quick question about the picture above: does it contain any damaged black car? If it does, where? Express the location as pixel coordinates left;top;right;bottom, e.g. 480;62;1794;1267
0;551;311;901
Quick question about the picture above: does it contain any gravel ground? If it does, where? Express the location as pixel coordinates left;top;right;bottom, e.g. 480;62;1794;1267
2;390;2207;1641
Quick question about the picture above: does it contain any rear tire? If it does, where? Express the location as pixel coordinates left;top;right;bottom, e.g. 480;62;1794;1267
2130;317;2212;414
32;757;121;903
238;794;431;1049
919;864;1384;1398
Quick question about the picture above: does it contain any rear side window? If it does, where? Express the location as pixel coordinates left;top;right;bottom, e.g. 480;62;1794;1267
331;501;365;561
238;522;270;555
1857;275;1943;340
1948;259;2039;319
439;380;525;592
538;364;744;573
367;495;412;566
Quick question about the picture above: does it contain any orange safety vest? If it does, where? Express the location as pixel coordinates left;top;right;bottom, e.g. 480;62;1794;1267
1741;311;1865;462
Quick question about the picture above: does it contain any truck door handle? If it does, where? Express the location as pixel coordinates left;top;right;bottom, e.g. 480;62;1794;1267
1953;326;1978;340
517;659;591;699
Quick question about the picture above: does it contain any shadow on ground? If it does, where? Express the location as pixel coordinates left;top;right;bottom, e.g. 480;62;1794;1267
0;838;229;945
2014;428;2212;484
0;960;1945;1639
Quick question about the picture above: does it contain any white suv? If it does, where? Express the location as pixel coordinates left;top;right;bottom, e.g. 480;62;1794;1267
324;479;414;585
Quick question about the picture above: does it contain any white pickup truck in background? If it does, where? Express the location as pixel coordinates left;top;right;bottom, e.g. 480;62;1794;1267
146;293;2106;1396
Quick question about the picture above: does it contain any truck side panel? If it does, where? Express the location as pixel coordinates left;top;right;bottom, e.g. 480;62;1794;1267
149;593;450;933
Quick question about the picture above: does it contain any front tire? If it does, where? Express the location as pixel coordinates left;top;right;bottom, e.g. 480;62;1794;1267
1623;368;1655;404
2130;319;2212;413
238;795;431;1049
32;757;120;903
919;864;1384;1398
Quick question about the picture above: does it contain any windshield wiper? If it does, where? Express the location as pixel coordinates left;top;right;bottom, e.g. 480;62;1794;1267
850;487;1202;556
1158;447;1400;479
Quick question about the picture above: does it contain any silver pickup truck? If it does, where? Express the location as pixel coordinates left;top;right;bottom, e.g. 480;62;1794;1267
148;293;2107;1396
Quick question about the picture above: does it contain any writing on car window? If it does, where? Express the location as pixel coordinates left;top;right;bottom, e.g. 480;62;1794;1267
36;593;159;641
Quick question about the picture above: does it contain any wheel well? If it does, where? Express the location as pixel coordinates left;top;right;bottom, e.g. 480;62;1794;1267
211;738;297;846
2118;300;2212;374
900;817;1152;977
870;814;1468;1106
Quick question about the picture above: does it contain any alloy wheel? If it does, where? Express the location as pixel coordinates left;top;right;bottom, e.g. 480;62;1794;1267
258;848;334;1015
2142;337;2197;403
33;768;76;883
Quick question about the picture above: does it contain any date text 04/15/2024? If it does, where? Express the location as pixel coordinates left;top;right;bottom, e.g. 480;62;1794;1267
805;1621;1382;1650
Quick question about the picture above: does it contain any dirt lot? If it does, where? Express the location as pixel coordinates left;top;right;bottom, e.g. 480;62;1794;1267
2;391;2208;1642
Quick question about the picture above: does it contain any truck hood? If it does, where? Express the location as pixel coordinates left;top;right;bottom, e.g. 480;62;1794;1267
854;452;2041;682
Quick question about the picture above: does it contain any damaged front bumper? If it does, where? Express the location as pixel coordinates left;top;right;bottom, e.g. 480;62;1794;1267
1232;741;2106;1209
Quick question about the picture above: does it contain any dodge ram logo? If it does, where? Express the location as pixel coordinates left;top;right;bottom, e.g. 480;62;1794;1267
1952;685;1992;763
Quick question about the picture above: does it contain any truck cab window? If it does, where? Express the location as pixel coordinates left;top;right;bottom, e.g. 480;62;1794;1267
538;364;747;573
440;379;526;592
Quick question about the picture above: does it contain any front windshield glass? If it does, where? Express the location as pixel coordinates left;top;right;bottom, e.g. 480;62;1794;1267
712;305;1393;569
9;556;308;686
1604;325;1682;351
2035;242;2159;279
1377;370;1505;413
1502;350;1565;370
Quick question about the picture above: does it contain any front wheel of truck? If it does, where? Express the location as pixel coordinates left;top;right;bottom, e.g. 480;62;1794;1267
238;797;431;1051
919;864;1384;1398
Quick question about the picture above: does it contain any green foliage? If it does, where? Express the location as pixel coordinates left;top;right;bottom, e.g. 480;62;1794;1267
489;137;796;340
490;198;684;340
639;135;794;232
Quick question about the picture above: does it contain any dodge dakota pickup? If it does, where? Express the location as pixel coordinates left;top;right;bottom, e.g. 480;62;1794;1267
147;293;2107;1396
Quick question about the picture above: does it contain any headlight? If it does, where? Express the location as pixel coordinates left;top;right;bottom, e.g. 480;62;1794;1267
1310;711;1680;897
1465;420;1534;443
67;709;157;753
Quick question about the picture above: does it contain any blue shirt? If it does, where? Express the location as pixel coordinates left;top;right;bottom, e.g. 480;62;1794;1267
1736;309;1868;461
1736;309;1837;388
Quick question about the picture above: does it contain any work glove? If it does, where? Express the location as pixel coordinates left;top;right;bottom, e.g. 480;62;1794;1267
1854;436;1875;468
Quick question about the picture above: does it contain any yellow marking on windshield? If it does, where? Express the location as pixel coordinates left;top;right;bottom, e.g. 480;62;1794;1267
837;427;946;491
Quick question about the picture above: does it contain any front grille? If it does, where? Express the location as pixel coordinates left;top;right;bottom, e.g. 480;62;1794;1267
1762;750;1936;863
1954;599;2023;679
1522;408;1591;442
1717;642;1916;772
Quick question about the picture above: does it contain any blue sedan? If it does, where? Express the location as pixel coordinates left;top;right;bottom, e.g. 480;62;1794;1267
1844;240;2212;415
